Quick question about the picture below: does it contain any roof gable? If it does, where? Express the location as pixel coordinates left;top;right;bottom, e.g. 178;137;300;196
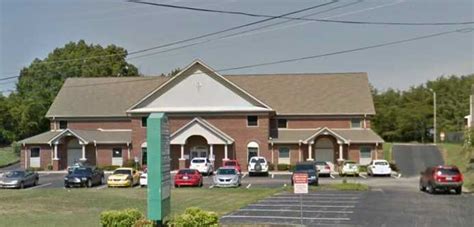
128;60;272;113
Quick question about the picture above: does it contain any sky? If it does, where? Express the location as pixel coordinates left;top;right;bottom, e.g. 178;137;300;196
1;0;473;94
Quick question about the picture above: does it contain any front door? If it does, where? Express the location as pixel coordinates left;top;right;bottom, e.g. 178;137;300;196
190;146;208;160
67;149;82;167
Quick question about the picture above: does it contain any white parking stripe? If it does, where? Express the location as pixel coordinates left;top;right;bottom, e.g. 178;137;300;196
273;193;360;197
270;196;360;200
223;215;350;221
246;184;252;189
259;200;358;204
96;185;107;190
238;209;354;214
209;185;214;189
359;174;367;179
242;173;247;179
247;204;355;208
330;174;335;179
271;174;274;179
25;183;51;190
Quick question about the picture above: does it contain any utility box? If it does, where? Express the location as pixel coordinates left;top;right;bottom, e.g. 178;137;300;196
147;113;171;224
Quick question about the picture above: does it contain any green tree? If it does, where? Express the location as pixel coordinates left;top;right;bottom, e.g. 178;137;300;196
8;40;139;141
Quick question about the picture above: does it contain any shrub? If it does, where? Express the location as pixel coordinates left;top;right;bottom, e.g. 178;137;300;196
289;165;297;172
100;208;143;227
11;142;21;155
47;164;53;170
389;162;399;172
168;207;218;227
133;219;155;227
277;164;291;171
358;165;367;173
268;163;275;171
123;159;140;169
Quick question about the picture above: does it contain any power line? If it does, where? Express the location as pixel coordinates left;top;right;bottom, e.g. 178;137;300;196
130;0;474;26
6;27;469;92
0;1;338;76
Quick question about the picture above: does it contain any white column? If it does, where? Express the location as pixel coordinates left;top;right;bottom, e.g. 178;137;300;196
338;143;343;161
298;143;302;162
224;144;229;160
209;144;214;161
307;142;313;161
375;143;379;159
24;147;28;169
80;144;87;161
53;143;59;160
180;145;185;160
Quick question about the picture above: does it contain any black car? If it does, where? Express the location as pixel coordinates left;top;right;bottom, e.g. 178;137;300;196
64;166;104;188
291;161;319;186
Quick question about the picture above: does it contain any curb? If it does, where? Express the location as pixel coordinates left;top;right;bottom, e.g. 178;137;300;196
0;160;20;170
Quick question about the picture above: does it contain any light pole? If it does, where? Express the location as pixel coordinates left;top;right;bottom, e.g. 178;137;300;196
429;89;437;144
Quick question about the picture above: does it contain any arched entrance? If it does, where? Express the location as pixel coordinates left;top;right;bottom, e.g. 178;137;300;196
247;141;259;163
314;137;335;164
67;138;82;166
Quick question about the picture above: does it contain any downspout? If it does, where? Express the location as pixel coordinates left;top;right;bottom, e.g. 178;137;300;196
94;140;98;166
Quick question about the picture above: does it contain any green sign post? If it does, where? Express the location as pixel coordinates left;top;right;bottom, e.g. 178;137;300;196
147;113;171;225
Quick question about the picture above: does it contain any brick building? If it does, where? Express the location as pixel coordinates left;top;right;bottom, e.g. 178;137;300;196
19;60;384;171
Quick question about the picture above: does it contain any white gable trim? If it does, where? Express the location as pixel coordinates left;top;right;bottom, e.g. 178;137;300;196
303;127;348;144
127;60;273;112
48;129;88;145
170;118;234;145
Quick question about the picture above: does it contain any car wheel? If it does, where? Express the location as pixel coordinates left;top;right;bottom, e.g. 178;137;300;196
419;183;425;191
34;178;38;186
19;182;24;189
426;183;434;194
129;180;133;188
455;187;462;195
86;179;92;188
100;176;105;185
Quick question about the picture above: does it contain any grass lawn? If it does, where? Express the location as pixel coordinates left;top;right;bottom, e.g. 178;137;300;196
0;146;19;167
383;143;393;162
0;187;280;227
440;143;474;191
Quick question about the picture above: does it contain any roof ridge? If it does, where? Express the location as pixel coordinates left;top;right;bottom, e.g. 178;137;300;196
224;72;367;77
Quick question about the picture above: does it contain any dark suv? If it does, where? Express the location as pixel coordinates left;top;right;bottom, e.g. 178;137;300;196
64;166;104;188
291;161;318;186
419;166;463;194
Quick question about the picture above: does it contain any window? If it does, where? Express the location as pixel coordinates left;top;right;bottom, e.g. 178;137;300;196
112;148;122;158
247;116;258;126
351;119;361;128
141;117;147;127
277;119;287;128
360;146;371;158
59;121;68;129
279;147;290;158
142;148;147;165
30;148;40;157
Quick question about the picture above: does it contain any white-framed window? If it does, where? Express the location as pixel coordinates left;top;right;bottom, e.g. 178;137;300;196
277;119;287;128
141;117;147;127
359;146;372;165
278;147;290;164
247;116;258;127
351;119;361;128
30;147;40;168
59;121;68;129
112;148;123;166
247;141;259;162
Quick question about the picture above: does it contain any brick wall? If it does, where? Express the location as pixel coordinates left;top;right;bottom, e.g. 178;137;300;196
21;144;52;170
58;120;132;130
287;119;350;129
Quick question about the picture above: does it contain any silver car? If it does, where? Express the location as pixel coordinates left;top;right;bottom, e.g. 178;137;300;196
0;170;39;189
213;167;241;188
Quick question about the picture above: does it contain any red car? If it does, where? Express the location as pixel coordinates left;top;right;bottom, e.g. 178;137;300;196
419;165;463;194
174;169;203;187
223;160;241;173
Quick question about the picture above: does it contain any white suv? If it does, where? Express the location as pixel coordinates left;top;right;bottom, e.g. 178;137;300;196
189;158;214;176
248;156;269;176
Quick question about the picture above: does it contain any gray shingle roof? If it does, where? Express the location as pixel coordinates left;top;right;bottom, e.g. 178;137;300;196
46;72;375;117
273;128;383;144
19;129;131;145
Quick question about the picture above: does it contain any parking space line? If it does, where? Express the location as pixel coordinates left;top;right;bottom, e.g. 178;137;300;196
271;174;274;179
238;209;354;214
209;185;214;189
359;174;367;179
247;204;355;208
25;183;51;190
96;185;107;190
246;184;252;189
330;174;335;179
222;215;350;221
270;196;360;200
242;173;247;179
259;200;358;204
273;193;361;197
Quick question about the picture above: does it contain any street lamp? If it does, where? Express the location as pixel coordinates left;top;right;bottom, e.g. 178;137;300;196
429;88;437;144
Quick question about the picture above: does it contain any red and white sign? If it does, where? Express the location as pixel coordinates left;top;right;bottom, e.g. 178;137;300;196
293;173;308;194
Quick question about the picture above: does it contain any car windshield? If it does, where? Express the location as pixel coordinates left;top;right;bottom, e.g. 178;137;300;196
295;164;314;171
375;162;389;166
437;168;460;175
218;169;236;175
4;171;25;178
192;159;205;163
113;169;131;175
178;169;196;174
72;168;92;175
224;161;237;166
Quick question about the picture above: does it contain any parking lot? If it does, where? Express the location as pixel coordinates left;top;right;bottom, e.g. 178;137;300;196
221;191;361;226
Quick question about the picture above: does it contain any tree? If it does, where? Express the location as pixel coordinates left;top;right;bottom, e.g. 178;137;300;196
8;40;139;141
159;68;181;77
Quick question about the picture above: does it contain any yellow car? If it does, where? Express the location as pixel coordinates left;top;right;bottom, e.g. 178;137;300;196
107;168;140;187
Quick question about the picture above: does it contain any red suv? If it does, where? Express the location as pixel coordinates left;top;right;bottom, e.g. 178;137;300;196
419;166;463;194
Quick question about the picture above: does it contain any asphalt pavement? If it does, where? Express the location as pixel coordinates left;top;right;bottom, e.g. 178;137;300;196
393;144;444;177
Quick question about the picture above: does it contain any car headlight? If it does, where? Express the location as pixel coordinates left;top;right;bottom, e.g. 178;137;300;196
81;177;87;181
64;177;68;181
10;180;18;184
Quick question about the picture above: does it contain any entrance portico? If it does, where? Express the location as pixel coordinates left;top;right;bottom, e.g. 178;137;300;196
170;118;234;169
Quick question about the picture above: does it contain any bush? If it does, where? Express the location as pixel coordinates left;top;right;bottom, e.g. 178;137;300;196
133;219;155;227
99;165;121;171
358;165;367;173
168;207;218;227
277;164;291;171
268;163;275;171
11;142;21;155
289;165;297;172
389;162;399;172
47;164;53;170
100;208;143;227
123;159;140;169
